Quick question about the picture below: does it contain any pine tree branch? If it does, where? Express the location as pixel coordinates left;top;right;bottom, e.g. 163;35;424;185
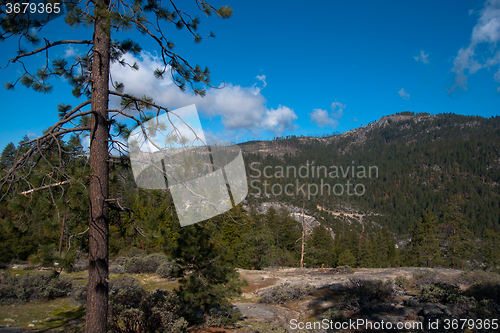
9;40;93;64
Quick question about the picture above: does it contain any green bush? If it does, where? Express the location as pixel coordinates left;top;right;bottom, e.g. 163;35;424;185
0;272;18;302
0;271;73;303
258;283;316;304
72;257;88;272
394;275;411;290
17;271;73;301
334;279;396;312
71;281;88;305
122;253;170;274
321;307;346;323
348;278;395;303
156;260;179;279
418;283;461;304
412;270;444;289
108;276;187;333
206;303;242;327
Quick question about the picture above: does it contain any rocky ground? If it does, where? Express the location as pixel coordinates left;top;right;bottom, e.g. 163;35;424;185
229;267;472;332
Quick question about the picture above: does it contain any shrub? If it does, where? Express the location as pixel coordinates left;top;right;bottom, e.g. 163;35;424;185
71;281;88;305
156;260;179;279
109;277;148;318
394;275;411;290
109;265;125;275
258;283;316;304
16;271;73;301
465;282;500;309
334;279;396;312
337;265;355;274
122;253;169;274
417;283;461;304
347;278;395;303
72;257;89;272
0;272;18;302
108;277;187;333
0;271;73;303
412;270;444;289
322;307;346;323
456;270;500;285
206;303;242;327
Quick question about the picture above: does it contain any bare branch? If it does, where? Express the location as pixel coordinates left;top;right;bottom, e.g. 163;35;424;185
20;180;72;196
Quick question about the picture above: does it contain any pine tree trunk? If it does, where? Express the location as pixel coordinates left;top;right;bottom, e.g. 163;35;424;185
85;1;111;332
300;206;305;268
58;212;66;256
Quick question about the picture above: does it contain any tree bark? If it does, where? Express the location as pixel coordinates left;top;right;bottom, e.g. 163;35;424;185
300;206;305;268
85;1;111;332
58;212;66;256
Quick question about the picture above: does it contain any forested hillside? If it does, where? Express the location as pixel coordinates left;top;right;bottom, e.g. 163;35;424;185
1;112;500;271
245;112;500;233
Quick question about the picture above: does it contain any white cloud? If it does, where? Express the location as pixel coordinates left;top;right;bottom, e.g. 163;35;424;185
309;100;346;127
449;0;500;93
110;52;297;136
413;50;429;64
256;75;267;88
398;88;410;100
27;130;37;139
64;46;78;58
310;109;338;127
261;106;298;133
330;101;345;119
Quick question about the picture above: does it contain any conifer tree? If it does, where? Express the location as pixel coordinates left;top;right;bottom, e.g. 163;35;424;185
406;208;440;267
442;196;473;269
1;1;232;331
307;225;335;267
172;222;243;328
0;143;16;171
483;229;500;272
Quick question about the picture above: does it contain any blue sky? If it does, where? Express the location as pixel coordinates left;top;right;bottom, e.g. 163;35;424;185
1;0;500;151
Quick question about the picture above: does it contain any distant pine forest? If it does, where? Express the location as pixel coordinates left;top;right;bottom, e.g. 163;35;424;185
1;112;500;272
